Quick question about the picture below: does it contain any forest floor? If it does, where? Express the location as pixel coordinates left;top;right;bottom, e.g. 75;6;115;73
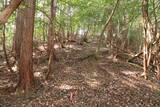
0;41;160;107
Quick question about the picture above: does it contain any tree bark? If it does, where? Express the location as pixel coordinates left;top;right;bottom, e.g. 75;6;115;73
0;0;21;24
13;1;24;60
142;0;149;79
47;0;57;58
16;0;36;93
141;0;158;79
46;0;57;79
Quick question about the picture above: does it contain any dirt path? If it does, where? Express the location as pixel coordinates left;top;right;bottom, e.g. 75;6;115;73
0;42;160;107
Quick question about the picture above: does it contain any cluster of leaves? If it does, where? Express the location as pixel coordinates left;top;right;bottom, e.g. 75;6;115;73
0;0;160;45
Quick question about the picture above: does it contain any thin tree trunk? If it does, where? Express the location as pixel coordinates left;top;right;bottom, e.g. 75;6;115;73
106;20;113;49
141;0;157;79
2;25;13;72
47;0;57;58
152;0;160;79
46;0;57;80
96;0;120;53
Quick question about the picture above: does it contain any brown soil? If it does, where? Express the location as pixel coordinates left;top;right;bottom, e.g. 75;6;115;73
0;42;160;107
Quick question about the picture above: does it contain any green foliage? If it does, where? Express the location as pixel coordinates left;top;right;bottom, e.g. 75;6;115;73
19;5;26;9
0;0;160;47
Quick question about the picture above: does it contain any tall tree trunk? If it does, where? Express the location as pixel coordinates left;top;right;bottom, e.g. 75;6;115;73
96;0;120;53
13;2;24;60
47;0;57;58
16;0;36;93
141;0;159;79
46;0;57;79
141;0;157;79
152;0;159;79
142;0;149;79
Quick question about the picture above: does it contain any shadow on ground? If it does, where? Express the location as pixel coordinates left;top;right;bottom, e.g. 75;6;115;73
0;42;160;107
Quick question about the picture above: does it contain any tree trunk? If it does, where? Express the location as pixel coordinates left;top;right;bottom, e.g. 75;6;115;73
142;0;149;79
13;1;24;60
47;0;57;58
96;0;120;53
1;0;13;73
46;0;57;79
16;0;36;93
141;0;157;79
106;21;113;49
2;24;13;72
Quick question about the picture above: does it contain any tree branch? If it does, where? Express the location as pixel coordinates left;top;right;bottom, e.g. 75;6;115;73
0;0;22;25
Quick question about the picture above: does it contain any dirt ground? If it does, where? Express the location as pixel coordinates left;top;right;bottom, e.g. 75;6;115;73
0;42;160;107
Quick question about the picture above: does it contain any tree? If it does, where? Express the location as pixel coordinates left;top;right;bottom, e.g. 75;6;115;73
141;0;160;79
46;0;57;79
16;0;36;93
47;0;57;57
96;0;120;53
13;1;24;60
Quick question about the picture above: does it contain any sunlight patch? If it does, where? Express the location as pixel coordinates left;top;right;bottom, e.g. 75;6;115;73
54;44;60;49
38;45;46;51
64;67;73;73
86;78;100;88
59;84;75;90
66;44;74;48
144;83;160;92
93;72;98;77
120;79;137;88
34;72;42;77
121;70;138;75
12;65;17;71
40;66;48;70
